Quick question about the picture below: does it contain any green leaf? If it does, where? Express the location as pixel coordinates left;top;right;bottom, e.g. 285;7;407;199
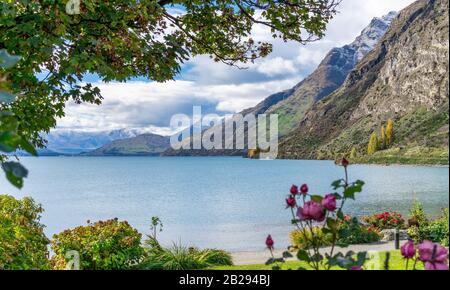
265;258;275;265
20;138;37;156
2;161;28;189
282;251;293;258
344;184;363;200
356;251;368;266
296;249;310;262
331;179;344;189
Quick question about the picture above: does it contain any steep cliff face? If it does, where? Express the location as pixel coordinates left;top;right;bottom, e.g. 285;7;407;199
248;12;397;136
279;0;449;163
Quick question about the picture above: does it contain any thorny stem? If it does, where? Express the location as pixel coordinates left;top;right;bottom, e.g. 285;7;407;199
327;165;349;270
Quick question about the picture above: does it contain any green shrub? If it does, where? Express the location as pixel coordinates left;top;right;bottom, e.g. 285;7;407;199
408;208;449;246
337;217;381;246
409;200;428;227
140;237;232;270
290;227;333;250
50;219;145;270
0;195;50;270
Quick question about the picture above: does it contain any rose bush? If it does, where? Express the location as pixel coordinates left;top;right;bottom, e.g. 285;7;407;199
265;159;448;270
362;210;406;230
266;159;370;270
336;216;381;246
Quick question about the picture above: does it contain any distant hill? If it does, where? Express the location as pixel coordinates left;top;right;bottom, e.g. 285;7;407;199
84;133;171;156
43;128;146;154
279;0;449;164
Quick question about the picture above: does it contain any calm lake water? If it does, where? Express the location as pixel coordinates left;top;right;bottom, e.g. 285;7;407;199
1;157;448;251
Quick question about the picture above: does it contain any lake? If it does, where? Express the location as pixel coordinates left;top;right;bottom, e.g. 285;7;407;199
1;157;448;251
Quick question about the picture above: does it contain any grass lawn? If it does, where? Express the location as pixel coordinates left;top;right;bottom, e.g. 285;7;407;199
211;250;425;270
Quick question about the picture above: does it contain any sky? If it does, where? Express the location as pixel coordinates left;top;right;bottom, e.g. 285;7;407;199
56;0;416;136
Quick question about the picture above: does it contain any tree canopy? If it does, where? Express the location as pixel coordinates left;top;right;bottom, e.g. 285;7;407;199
1;0;341;187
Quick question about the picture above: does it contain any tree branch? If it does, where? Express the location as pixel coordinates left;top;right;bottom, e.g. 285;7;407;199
158;0;173;7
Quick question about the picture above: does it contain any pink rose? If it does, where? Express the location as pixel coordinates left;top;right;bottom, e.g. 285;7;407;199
266;235;274;249
350;266;363;270
418;241;448;263
297;201;325;222
401;240;416;259
425;261;449;271
286;196;296;208
300;184;309;194
322;194;337;211
290;185;299;195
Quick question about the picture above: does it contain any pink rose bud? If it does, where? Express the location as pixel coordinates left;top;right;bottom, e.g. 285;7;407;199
322;194;337;211
266;235;274;249
297;201;325;222
341;158;349;167
300;184;309;194
418;241;448;263
350;266;363;270
401;240;416;259
290;185;299;195
286;196;296;208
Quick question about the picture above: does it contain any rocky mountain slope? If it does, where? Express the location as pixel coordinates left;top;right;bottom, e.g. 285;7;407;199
245;11;397;136
279;0;449;164
163;11;397;157
84;133;170;156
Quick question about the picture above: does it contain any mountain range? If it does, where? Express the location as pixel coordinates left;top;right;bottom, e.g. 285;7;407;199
32;0;449;164
161;9;399;157
278;0;449;164
41;128;148;155
243;11;398;137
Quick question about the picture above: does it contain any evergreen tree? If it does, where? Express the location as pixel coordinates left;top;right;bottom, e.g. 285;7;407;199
367;132;378;155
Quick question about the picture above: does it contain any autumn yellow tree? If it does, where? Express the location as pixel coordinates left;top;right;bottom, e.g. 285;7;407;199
380;126;387;149
350;147;358;159
367;132;378;155
386;119;394;146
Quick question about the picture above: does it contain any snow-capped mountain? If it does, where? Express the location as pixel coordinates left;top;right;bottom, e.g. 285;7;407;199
349;11;398;63
236;11;398;138
43;128;148;154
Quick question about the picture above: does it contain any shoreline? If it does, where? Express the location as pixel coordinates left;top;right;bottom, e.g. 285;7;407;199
230;241;399;266
15;155;450;167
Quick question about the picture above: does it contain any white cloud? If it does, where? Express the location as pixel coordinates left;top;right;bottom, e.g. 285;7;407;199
58;77;301;131
56;0;416;133
256;57;297;77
